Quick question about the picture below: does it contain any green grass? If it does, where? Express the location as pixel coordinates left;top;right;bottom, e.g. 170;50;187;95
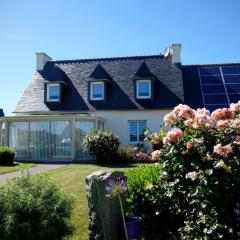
45;163;138;240
0;163;36;175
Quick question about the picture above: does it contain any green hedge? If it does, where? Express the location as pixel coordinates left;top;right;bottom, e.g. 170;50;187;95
0;146;15;165
0;174;73;240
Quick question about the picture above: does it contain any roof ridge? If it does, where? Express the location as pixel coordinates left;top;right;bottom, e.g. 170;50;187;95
52;54;164;64
182;62;240;67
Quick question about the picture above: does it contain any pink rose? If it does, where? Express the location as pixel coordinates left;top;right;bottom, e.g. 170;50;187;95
151;150;161;161
213;143;233;158
214;160;231;172
163;128;183;144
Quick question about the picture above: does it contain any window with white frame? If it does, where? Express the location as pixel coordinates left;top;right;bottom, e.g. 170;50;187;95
90;82;104;100
136;80;151;99
47;84;60;102
129;120;147;143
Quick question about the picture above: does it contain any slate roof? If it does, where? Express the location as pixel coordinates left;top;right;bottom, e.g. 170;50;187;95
0;109;4;117
15;55;184;113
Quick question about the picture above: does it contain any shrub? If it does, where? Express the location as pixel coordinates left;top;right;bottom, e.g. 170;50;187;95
128;102;240;239
0;146;15;165
125;144;153;163
116;147;131;162
83;130;120;162
126;164;178;239
0;174;73;240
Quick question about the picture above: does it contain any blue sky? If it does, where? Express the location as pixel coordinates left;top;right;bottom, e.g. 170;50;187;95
0;0;240;115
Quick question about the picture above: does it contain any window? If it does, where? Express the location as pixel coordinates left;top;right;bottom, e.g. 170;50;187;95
136;80;151;99
129;120;147;143
47;84;60;102
90;82;104;100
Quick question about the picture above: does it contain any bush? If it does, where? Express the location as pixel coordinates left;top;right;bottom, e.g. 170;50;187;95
126;164;177;239
126;144;153;163
0;146;15;165
0;174;73;240
126;164;162;214
83;130;120;162
116;147;131;162
128;102;240;239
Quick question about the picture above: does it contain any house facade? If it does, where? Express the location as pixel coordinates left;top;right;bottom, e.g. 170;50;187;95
1;43;240;162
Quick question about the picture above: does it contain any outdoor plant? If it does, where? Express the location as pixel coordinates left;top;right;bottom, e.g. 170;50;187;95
126;144;152;163
0;174;73;240
106;177;129;240
126;164;175;239
0;146;15;165
127;102;240;239
144;129;166;150
83;130;120;162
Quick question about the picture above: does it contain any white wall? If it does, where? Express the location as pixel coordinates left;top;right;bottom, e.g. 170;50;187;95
90;110;171;145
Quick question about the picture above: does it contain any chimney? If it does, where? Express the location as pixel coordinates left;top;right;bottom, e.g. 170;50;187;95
36;52;52;71
164;43;182;64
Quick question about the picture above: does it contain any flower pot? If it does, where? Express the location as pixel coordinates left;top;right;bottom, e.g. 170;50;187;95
119;217;142;240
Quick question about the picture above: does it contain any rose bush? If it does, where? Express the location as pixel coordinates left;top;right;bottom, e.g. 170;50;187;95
127;101;240;239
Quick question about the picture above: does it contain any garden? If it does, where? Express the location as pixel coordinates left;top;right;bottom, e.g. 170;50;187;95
0;102;240;239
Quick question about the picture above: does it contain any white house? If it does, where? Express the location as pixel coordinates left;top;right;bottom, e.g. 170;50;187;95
1;43;239;162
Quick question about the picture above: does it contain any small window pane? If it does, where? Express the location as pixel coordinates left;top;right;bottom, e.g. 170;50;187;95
138;121;146;141
139;82;150;96
137;80;151;98
48;85;60;101
129;122;137;142
91;83;103;100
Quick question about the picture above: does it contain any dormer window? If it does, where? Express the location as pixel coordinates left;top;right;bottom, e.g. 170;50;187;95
136;80;151;99
90;82;104;101
47;83;60;102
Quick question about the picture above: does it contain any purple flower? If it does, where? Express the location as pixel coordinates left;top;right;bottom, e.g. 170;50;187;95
105;177;127;197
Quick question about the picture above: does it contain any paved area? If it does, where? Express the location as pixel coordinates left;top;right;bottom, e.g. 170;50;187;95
0;164;65;183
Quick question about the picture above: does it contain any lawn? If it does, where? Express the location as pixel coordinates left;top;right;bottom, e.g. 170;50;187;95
45;163;138;240
0;163;36;175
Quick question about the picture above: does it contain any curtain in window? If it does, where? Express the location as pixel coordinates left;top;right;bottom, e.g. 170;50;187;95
9;122;29;159
51;121;72;158
29;121;51;159
75;121;95;159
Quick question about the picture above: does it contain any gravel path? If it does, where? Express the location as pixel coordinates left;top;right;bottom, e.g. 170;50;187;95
0;164;65;183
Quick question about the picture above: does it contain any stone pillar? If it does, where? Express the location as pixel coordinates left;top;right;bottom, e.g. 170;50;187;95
85;170;126;240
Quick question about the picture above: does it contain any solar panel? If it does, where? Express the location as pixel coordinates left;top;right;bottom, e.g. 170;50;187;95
224;75;240;83
199;67;220;75
222;66;240;75
229;94;240;103
226;84;240;94
203;94;228;104
200;75;223;84
201;84;225;94
198;65;240;111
